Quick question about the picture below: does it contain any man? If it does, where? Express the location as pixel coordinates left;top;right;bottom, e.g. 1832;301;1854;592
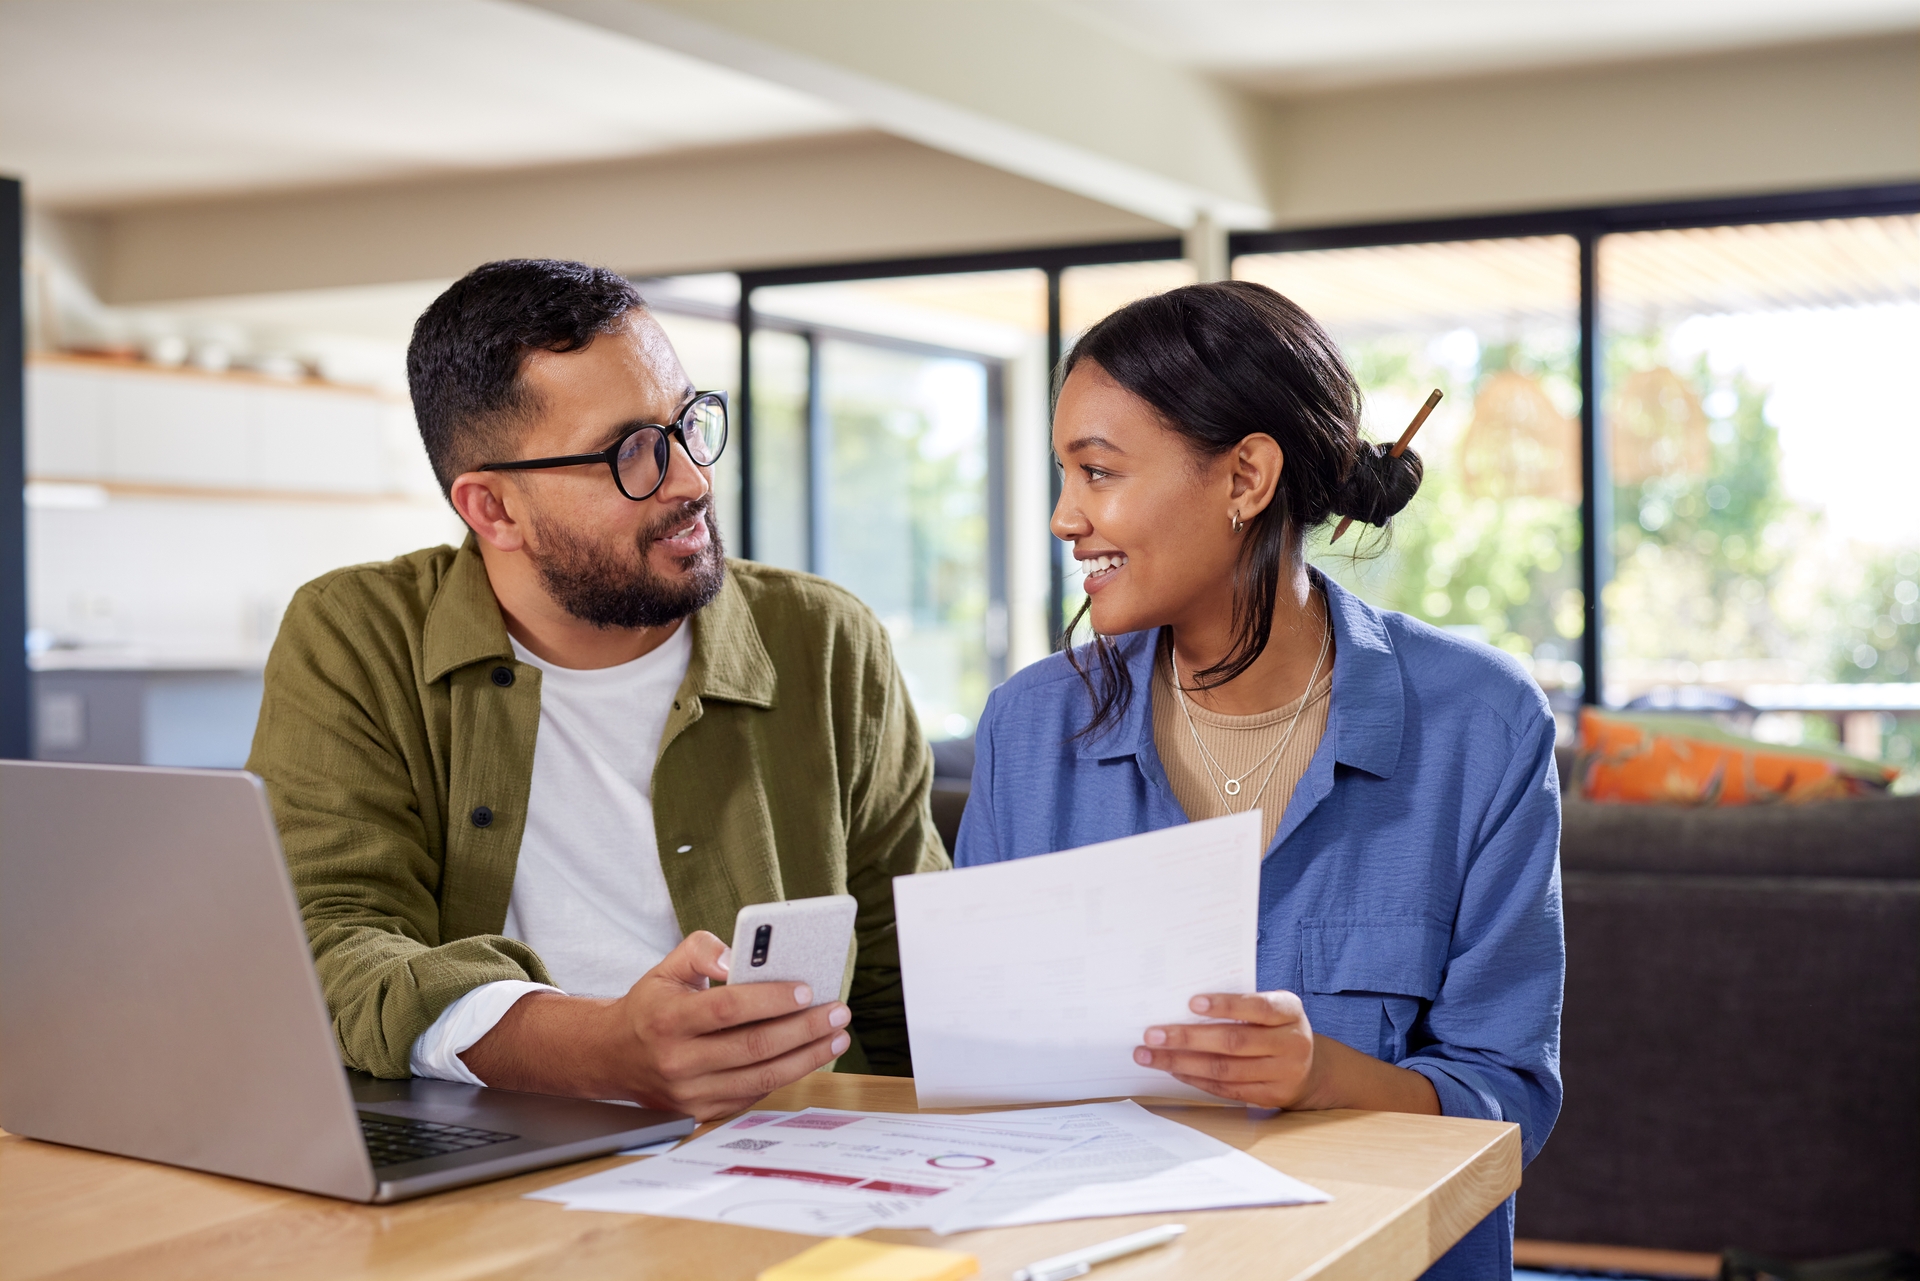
249;259;947;1121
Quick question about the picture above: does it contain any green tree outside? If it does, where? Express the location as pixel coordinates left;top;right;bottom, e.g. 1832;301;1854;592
1311;329;1584;680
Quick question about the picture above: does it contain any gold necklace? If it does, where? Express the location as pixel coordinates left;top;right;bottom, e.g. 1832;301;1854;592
1173;600;1331;814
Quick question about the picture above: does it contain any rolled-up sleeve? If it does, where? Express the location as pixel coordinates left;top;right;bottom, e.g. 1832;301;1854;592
1402;706;1565;1163
250;581;550;1078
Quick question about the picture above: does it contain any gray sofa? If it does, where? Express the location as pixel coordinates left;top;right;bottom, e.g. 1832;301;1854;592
1522;784;1918;1258
925;738;1920;1259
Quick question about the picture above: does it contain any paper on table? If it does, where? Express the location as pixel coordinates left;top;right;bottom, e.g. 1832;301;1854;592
556;1171;920;1236
894;811;1262;1107
926;1101;1329;1233
530;1107;1082;1236
531;1102;1330;1237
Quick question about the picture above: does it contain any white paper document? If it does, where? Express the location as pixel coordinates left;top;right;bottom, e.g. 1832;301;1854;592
528;1101;1329;1237
530;1107;1082;1236
926;1101;1329;1232
893;811;1263;1107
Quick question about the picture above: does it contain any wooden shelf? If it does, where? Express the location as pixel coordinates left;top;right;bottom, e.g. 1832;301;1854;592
28;351;406;402
28;476;439;507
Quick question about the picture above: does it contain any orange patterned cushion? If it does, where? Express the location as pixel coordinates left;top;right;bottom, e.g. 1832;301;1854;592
1576;708;1896;805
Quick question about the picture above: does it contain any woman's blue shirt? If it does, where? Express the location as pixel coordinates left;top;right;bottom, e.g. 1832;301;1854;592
954;573;1565;1281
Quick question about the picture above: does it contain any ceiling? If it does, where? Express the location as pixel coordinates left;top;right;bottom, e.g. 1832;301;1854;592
1056;0;1920;92
5;0;1914;211
0;0;855;206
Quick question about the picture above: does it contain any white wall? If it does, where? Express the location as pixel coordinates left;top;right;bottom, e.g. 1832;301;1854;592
27;359;461;662
74;133;1168;306
1267;35;1920;227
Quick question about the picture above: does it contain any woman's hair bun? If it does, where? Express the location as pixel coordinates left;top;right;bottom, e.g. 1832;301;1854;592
1333;442;1423;527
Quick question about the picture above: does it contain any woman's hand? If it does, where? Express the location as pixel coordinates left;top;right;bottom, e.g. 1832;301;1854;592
1134;992;1322;1109
1137;991;1443;1115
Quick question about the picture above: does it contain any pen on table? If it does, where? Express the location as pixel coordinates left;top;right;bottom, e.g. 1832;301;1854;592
1329;387;1442;544
1012;1224;1186;1281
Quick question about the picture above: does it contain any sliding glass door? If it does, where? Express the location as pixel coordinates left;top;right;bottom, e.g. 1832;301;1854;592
744;271;1045;740
1596;214;1920;762
1235;237;1585;717
812;341;989;739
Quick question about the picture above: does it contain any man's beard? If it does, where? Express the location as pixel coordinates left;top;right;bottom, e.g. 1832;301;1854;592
528;498;725;630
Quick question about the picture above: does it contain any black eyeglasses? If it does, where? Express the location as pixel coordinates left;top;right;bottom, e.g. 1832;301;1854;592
479;391;728;502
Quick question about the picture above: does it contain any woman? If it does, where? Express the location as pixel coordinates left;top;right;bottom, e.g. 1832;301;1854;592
954;282;1563;1281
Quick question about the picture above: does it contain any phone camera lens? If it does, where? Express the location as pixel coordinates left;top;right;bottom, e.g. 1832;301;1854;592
751;923;772;967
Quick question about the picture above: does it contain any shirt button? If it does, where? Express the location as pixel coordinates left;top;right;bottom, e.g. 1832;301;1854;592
470;806;494;828
490;666;514;687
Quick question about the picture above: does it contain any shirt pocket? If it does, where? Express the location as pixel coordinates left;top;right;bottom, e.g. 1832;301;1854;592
1299;917;1445;1065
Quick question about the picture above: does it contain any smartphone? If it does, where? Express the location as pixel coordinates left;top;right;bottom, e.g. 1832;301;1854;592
727;895;858;1008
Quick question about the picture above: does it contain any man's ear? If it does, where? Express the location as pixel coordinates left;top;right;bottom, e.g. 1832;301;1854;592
449;472;528;553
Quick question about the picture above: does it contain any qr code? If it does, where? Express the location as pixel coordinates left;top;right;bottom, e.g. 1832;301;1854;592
719;1138;779;1152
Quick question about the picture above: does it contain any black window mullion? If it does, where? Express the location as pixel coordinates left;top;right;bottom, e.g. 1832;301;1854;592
1578;230;1606;708
735;282;756;562
1045;266;1064;652
986;360;1009;687
805;332;827;578
1;177;24;759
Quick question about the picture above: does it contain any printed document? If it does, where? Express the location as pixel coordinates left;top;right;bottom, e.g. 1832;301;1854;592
926;1101;1329;1232
892;811;1262;1107
529;1101;1329;1235
530;1107;1081;1236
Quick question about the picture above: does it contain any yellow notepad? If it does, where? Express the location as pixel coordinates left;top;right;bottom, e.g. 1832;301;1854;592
757;1237;978;1281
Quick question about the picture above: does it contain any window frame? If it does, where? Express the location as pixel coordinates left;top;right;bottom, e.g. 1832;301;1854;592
676;183;1920;706
1230;183;1920;705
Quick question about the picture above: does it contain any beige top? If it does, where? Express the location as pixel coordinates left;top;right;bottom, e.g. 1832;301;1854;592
1152;641;1334;853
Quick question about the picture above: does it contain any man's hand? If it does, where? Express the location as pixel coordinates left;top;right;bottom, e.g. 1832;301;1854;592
459;931;851;1120
1134;991;1441;1115
610;931;853;1118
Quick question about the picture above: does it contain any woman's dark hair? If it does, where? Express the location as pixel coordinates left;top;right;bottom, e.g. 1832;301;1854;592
1059;280;1422;739
408;259;647;496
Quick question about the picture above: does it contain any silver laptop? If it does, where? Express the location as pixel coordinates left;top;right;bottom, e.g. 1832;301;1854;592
0;760;694;1202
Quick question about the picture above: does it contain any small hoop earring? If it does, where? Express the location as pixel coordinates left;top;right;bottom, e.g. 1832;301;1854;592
1231;511;1244;534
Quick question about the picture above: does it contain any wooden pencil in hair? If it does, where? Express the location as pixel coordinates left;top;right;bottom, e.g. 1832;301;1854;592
1330;387;1442;544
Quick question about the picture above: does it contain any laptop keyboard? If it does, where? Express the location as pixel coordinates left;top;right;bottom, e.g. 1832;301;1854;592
359;1113;519;1167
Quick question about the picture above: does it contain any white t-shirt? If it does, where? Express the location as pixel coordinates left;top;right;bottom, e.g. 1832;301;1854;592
409;623;693;1083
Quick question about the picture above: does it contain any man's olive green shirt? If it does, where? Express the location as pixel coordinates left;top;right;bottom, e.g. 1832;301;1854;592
248;538;948;1080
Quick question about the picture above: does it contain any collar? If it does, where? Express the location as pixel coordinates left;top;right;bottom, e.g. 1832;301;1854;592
424;537;775;708
1071;629;1159;761
684;563;777;708
423;535;515;683
1320;571;1404;779
1074;568;1404;779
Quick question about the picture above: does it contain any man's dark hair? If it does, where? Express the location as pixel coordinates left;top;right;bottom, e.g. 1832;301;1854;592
407;259;647;495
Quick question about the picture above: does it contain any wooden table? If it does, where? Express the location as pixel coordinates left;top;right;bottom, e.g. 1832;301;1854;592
0;1074;1519;1281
